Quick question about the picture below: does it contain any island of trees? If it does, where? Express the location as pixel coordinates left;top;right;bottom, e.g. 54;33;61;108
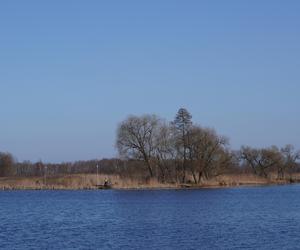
0;108;299;189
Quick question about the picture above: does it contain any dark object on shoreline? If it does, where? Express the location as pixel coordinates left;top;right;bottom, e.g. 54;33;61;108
104;178;108;186
95;184;112;189
180;184;192;188
95;179;112;189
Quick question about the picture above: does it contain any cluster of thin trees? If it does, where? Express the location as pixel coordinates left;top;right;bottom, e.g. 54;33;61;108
116;108;300;183
240;145;300;180
0;158;123;177
0;155;149;179
1;108;299;183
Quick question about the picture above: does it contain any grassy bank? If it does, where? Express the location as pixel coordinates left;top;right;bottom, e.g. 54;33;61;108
1;173;300;190
0;174;177;190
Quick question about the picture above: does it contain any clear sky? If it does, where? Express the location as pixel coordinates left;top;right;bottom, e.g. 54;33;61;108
0;1;299;163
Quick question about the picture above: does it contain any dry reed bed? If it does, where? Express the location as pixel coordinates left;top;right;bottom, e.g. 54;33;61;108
0;173;299;190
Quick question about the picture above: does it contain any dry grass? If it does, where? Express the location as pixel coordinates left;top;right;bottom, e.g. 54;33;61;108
0;173;299;190
0;174;179;190
214;174;270;186
0;174;115;190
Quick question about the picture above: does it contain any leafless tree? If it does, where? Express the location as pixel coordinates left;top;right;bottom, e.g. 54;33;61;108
116;114;161;177
0;152;15;177
240;146;282;178
187;126;230;183
278;145;300;180
153;123;178;182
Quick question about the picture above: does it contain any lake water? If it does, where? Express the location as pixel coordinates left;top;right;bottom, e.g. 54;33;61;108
1;185;300;250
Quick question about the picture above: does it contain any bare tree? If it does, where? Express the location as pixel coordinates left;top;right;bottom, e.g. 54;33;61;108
188;126;229;183
278;145;300;180
116;114;161;177
240;146;282;178
0;152;15;177
153;123;177;182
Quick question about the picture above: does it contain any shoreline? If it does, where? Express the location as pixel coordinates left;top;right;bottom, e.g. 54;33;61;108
0;177;298;191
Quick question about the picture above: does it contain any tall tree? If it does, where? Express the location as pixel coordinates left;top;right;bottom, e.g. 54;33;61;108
172;108;192;182
187;126;230;183
116;114;161;177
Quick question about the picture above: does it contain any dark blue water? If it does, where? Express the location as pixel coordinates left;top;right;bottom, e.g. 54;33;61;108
1;185;300;250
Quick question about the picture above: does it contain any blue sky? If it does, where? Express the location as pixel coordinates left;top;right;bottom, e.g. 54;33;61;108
1;1;299;162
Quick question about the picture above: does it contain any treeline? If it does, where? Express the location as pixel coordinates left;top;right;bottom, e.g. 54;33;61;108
116;108;300;183
1;108;299;184
0;157;148;179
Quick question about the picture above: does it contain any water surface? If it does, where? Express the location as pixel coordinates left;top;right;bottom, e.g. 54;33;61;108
1;185;300;249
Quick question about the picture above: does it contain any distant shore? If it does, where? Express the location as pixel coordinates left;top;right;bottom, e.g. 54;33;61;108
0;173;299;191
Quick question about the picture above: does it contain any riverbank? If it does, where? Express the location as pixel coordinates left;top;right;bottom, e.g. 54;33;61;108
1;173;300;190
